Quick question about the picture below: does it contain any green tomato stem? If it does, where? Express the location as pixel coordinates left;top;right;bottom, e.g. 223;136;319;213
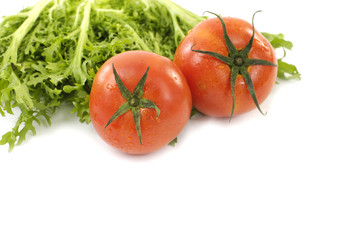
104;64;160;145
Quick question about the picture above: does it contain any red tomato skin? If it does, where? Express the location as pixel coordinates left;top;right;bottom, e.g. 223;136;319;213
174;17;277;117
89;51;192;154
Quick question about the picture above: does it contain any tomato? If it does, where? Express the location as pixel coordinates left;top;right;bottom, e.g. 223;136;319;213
89;51;192;154
174;12;278;118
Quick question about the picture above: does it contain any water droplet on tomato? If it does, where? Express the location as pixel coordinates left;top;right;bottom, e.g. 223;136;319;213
198;82;206;90
106;83;117;91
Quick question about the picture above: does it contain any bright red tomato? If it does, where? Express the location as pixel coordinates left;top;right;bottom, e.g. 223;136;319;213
174;12;278;118
89;51;192;154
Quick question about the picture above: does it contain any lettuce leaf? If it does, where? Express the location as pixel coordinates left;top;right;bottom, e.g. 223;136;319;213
262;32;301;81
0;0;205;151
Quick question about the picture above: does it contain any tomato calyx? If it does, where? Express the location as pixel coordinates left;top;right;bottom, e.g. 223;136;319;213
191;11;277;120
104;64;160;145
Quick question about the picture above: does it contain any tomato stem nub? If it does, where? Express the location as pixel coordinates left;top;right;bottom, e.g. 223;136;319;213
104;64;160;145
234;56;244;66
191;11;277;120
129;97;140;107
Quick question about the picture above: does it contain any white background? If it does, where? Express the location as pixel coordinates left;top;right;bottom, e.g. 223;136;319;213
1;0;361;239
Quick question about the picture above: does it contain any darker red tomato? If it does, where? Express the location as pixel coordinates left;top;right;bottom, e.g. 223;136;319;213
174;14;277;117
89;51;192;154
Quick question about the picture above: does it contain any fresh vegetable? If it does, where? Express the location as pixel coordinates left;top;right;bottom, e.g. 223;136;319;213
174;11;278;118
89;51;192;154
0;0;205;151
261;32;301;81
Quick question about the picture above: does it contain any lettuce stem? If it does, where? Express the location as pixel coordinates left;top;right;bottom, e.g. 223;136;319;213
67;0;92;84
2;0;52;65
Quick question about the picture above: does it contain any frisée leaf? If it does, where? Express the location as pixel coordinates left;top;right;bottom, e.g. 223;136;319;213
0;0;205;150
262;32;301;80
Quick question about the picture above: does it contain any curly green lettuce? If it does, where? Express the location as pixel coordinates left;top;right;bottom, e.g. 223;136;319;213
0;0;205;151
261;32;301;80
